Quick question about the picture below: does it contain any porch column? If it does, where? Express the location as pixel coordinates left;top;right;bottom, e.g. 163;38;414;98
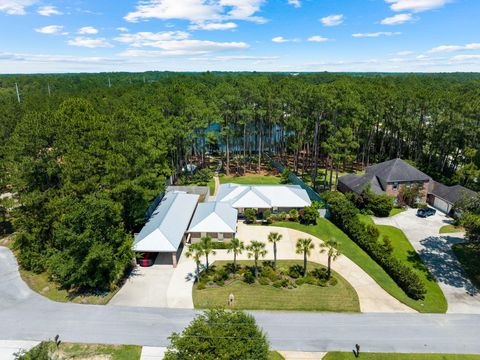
172;252;177;268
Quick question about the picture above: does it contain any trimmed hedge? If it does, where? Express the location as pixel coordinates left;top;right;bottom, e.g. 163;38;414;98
323;191;426;300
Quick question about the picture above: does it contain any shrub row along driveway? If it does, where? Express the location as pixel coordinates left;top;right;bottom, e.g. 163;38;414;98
374;208;480;314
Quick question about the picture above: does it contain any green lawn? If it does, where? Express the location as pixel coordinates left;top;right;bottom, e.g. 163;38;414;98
390;207;406;217
324;352;480;360
269;351;285;360
452;242;480;289
220;174;283;185
273;218;447;313
440;224;465;234
25;342;141;360
19;268;118;305
193;260;360;312
208;178;216;195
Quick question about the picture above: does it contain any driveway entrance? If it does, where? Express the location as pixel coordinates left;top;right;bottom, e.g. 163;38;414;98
374;208;480;313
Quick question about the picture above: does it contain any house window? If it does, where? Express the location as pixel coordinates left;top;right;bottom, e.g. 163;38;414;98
406;182;412;188
392;182;399;191
223;233;233;239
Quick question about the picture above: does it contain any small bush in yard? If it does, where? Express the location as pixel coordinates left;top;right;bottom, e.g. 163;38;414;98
288;264;303;279
197;282;206;290
301;206;319;225
289;209;299;222
258;277;270;285
243;271;255;284
244;208;257;223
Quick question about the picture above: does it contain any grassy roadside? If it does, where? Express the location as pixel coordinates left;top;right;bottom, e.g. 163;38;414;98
273;218;446;313
324;352;480;359
1;237;119;305
193;260;360;312
389;207;406;217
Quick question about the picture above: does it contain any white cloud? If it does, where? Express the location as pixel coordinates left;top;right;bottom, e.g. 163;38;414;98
352;31;401;38
320;14;344;27
385;0;450;13
190;55;278;61
37;5;62;16
0;0;37;15
451;54;480;62
288;0;301;8
272;36;289;43
124;0;266;24
189;22;237;30
397;50;414;55
308;35;329;42
34;25;64;35
67;37;113;48
115;30;248;56
78;26;99;35
117;27;129;32
429;43;480;53
381;13;413;25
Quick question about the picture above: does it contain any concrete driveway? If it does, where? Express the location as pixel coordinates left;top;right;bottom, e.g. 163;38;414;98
109;253;175;308
374;208;480;313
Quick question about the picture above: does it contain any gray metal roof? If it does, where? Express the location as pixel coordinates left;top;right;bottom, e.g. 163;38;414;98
188;202;238;233
133;191;199;252
366;158;431;183
429;181;477;205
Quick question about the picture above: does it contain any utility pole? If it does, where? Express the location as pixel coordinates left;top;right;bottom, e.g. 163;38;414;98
15;83;21;103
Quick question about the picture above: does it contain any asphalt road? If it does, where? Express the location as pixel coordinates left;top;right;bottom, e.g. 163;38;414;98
2;246;480;354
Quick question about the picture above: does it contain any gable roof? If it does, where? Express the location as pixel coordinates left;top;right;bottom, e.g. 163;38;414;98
429;181;477;205
338;173;384;195
366;158;431;183
188;202;238;233
216;183;311;209
133;191;199;252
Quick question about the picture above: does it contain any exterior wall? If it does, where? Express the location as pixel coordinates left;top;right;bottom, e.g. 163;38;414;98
385;180;429;202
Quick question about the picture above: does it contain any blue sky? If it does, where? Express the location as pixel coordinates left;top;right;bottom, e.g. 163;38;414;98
0;0;479;73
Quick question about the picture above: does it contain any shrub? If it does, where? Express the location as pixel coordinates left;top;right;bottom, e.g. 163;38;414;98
213;268;229;283
382;236;394;255
272;280;283;288
243;271;255;284
366;194;394;217
14;341;51;360
261;266;279;282
328;277;338;286
300;206;319;225
324;191;426;300
288;209;299;222
244;208;257;224
280;169;290;184
311;267;328;281
263;209;271;221
279;212;288;221
288;264;303;279
197;282;206;290
258;277;270;285
211;241;229;249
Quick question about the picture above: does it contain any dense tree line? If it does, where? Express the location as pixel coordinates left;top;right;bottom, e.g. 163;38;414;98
0;72;479;291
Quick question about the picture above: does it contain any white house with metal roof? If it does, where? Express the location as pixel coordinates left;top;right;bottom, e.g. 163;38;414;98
187;202;238;242
133;191;199;267
216;183;311;212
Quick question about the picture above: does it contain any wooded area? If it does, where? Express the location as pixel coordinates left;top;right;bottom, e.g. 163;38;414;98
0;72;479;292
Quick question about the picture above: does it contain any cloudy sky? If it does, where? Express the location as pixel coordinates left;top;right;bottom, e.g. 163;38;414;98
0;0;479;73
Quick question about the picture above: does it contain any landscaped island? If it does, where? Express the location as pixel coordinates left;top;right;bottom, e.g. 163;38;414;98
193;260;360;312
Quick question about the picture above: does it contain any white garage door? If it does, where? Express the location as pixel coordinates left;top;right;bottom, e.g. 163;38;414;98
433;197;450;214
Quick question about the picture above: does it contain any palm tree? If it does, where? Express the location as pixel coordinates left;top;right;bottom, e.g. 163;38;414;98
185;243;204;282
227;237;245;272
296;238;314;277
319;239;341;280
199;236;216;270
246;241;267;278
267;232;283;268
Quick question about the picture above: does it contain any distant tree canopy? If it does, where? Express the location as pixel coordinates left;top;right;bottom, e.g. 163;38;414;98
1;72;479;290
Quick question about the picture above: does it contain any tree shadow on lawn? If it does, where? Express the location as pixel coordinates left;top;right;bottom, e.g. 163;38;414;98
417;235;478;295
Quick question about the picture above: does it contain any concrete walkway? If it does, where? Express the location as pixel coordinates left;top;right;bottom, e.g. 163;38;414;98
373;208;480;314
140;346;167;360
0;340;40;360
280;351;326;359
164;222;414;313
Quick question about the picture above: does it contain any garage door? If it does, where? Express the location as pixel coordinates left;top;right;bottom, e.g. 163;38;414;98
433;197;450;214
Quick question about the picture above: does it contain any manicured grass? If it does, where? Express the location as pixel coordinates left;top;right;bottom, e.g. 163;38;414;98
376;224;447;313
19;268;117;305
193;260;360;312
220;174;283;185
208;178;216;195
273;219;446;313
57;342;141;360
269;351;285;360
440;224;465;234
324;352;480;360
390;207;406;217
452;242;480;289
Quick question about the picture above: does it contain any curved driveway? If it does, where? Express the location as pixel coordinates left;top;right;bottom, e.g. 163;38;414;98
374;208;480;314
2;246;480;354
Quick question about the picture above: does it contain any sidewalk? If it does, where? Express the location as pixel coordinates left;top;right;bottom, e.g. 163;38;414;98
0;340;40;360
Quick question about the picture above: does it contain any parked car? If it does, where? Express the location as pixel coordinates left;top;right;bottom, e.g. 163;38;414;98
137;252;158;267
417;207;436;218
